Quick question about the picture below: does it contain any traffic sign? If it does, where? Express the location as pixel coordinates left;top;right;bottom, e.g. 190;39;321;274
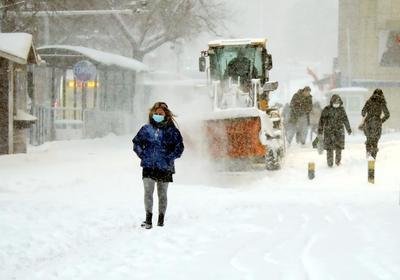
73;60;97;82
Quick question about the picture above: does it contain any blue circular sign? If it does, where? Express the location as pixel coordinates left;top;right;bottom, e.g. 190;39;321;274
73;60;97;82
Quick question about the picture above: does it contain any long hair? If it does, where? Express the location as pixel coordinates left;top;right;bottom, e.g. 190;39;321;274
148;102;177;126
371;88;386;104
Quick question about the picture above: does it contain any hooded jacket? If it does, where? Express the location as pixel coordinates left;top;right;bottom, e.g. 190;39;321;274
318;94;351;150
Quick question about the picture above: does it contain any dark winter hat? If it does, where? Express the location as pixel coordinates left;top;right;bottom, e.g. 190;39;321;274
303;86;311;92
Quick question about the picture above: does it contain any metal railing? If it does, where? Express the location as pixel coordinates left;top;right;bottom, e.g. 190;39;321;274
30;106;134;145
30;106;51;146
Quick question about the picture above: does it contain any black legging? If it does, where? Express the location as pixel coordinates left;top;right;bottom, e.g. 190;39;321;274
327;149;342;166
365;137;380;158
364;118;382;159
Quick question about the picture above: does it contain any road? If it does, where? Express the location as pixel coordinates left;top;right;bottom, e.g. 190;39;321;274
1;134;399;280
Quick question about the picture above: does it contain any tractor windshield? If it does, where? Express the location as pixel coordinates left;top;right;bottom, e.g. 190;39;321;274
209;45;264;83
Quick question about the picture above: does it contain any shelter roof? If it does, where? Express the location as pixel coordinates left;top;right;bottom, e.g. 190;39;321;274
37;45;148;72
208;38;267;48
0;33;40;64
329;87;369;93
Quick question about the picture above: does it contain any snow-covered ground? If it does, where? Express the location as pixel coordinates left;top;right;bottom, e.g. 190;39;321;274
1;133;400;280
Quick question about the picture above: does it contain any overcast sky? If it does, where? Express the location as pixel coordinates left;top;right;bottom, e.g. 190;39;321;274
150;0;338;99
224;0;338;80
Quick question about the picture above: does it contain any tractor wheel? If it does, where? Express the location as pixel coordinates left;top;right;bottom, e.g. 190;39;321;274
265;148;283;170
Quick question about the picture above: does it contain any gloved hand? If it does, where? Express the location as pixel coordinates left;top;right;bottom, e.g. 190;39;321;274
348;129;352;135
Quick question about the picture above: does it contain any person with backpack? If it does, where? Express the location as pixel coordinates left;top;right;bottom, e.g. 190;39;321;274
132;102;184;229
318;94;352;167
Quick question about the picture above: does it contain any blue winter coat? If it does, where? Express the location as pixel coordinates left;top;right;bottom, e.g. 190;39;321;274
132;122;184;173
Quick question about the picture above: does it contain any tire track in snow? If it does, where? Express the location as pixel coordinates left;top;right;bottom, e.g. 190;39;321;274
223;208;330;280
338;204;400;280
297;204;400;280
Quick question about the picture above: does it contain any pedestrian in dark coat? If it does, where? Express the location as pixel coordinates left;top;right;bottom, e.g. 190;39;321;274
132;102;184;229
318;94;352;167
361;88;390;159
287;86;313;145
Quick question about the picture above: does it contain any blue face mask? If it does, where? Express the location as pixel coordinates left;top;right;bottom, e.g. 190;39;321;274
152;114;165;123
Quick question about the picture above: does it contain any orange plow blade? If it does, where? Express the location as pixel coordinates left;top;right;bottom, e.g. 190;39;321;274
205;117;266;159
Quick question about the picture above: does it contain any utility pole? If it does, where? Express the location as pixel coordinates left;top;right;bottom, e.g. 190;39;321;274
346;28;352;87
0;0;18;154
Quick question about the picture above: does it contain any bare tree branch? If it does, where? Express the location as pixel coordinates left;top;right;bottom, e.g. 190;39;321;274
140;36;170;54
137;2;161;49
1;0;229;61
104;0;138;49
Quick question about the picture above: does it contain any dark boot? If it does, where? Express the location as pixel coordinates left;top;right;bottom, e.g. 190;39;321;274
157;213;165;227
371;147;378;159
327;149;333;167
141;212;152;229
366;146;372;159
335;149;342;166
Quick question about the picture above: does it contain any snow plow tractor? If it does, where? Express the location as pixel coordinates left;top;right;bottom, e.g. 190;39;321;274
199;38;285;170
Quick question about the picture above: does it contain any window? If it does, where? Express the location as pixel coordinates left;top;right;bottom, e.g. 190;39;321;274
209;46;263;81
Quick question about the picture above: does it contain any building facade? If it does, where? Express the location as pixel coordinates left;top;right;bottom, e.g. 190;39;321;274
338;0;400;129
0;33;39;155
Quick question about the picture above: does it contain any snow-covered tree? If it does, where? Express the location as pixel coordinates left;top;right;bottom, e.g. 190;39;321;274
106;0;227;60
1;0;227;61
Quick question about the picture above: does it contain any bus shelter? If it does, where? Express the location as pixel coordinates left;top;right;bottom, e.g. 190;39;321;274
34;45;148;143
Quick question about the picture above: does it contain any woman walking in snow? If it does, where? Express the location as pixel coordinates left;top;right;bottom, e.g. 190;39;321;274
361;88;390;159
318;95;352;167
132;102;184;229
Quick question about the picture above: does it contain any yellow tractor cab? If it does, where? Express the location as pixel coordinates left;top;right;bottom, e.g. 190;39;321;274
199;38;285;170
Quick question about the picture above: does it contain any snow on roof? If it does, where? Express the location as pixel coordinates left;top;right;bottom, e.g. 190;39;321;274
37;45;149;72
0;33;39;64
208;38;267;47
14;110;37;122
329;87;369;93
